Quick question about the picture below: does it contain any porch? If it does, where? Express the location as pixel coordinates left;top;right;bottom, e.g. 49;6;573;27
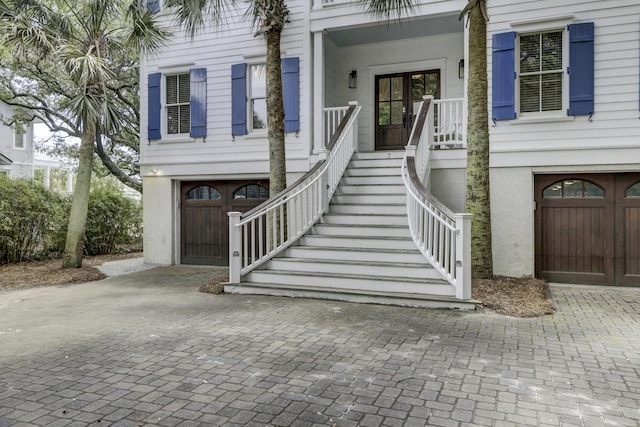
310;7;468;156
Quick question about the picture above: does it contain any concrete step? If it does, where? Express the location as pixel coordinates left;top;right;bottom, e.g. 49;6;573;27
320;213;407;226
242;270;454;297
348;158;403;169
263;258;441;280
299;234;415;250
331;193;405;205
336;184;406;195
340;175;404;185
283;245;429;264
329;203;406;215
352;151;404;160
344;167;399;177
311;223;410;238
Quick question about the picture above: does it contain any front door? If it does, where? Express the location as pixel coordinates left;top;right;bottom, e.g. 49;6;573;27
375;70;440;150
180;180;269;265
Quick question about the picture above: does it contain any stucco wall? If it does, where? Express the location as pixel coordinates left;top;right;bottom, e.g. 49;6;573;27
143;176;174;265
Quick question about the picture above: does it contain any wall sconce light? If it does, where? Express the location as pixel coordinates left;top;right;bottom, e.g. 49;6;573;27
458;59;464;79
348;70;357;89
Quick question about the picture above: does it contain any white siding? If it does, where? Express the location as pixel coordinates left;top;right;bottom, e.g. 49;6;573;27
486;0;640;277
141;0;311;177
487;0;640;167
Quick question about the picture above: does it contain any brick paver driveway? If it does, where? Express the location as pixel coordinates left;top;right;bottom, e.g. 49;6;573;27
1;266;640;426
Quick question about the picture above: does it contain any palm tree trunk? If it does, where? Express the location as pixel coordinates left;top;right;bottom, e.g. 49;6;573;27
265;29;286;196
62;121;95;268
465;2;493;278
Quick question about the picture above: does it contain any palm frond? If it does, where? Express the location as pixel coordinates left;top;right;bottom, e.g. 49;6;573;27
358;0;416;20
124;0;171;54
164;0;236;37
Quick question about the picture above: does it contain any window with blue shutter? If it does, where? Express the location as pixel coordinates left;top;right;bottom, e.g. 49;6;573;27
190;68;207;138
147;0;160;13
231;63;247;136
282;57;300;133
147;73;161;140
568;22;594;116
492;32;517;120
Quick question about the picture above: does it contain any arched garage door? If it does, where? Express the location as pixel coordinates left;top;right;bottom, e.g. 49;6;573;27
535;173;640;286
180;180;269;265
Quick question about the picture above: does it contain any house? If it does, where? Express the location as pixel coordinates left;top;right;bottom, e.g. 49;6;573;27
0;102;73;193
140;0;640;302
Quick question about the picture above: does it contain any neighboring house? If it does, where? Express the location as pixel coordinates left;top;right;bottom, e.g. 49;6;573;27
0;102;73;193
140;0;640;293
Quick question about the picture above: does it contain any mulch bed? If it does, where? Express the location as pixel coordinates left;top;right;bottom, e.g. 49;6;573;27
0;252;142;292
473;276;556;317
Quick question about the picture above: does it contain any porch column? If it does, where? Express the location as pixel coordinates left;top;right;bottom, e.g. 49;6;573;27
462;20;469;138
313;30;325;154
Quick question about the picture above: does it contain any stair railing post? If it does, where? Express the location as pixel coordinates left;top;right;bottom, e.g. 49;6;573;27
319;169;329;215
348;101;359;153
228;212;242;284
454;213;473;300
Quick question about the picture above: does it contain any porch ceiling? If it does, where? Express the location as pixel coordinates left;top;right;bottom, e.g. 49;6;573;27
325;14;463;47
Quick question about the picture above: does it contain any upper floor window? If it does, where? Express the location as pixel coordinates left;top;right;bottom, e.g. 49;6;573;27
147;68;207;141
492;23;594;121
147;0;160;13
166;73;190;135
250;64;267;131
519;31;563;114
231;58;299;137
13;131;25;149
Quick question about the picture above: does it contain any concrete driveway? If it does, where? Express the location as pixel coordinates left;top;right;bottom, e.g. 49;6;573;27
1;265;640;426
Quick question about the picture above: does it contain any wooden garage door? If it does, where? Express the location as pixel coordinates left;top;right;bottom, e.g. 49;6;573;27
180;181;268;265
535;173;640;286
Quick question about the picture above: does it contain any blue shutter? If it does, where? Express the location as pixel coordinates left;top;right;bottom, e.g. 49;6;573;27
147;72;161;140
282;57;300;133
568;22;595;116
231;63;247;136
190;68;207;138
492;32;517;120
147;0;160;13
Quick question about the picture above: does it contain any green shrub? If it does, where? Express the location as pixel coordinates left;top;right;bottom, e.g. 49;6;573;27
0;176;142;263
0;175;68;263
83;184;142;256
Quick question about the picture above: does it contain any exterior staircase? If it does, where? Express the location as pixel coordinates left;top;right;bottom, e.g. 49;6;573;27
226;151;475;309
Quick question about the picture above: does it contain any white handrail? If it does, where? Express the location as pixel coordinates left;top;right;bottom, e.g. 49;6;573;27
401;96;471;300
433;98;465;148
323;106;349;148
228;103;362;283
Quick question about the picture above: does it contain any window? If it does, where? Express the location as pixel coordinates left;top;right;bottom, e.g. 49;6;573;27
543;179;604;198
233;184;269;200
231;58;299;136
166;73;190;135
13;131;25;149
147;68;206;141
519;31;563;114
492;23;594;121
626;182;640;198
147;0;160;13
250;64;267;131
186;185;222;200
